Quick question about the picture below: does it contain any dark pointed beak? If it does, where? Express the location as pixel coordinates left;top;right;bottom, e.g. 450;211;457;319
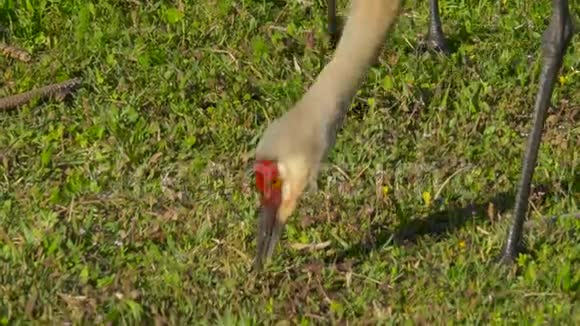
253;203;283;271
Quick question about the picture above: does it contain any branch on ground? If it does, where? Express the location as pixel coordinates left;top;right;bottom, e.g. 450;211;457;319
0;77;83;112
0;42;31;62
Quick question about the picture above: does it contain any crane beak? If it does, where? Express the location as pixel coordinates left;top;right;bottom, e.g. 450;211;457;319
253;200;283;271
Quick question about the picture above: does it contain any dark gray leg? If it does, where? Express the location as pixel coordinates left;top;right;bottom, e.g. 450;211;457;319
327;0;339;45
421;0;450;53
500;0;574;264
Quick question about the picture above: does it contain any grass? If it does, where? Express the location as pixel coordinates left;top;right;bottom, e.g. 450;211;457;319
0;0;579;323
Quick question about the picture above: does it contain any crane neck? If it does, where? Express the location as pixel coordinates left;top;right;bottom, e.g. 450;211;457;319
299;0;401;122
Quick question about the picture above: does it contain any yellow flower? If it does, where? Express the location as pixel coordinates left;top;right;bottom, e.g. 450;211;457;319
422;191;432;207
382;186;390;196
559;75;567;86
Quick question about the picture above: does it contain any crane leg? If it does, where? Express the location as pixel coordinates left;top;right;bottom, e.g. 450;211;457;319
327;0;339;45
421;0;450;53
499;0;573;264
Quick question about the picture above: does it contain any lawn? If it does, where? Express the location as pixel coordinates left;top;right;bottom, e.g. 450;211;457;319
0;0;579;324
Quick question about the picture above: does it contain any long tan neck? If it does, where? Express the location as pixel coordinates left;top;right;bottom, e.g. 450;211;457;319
299;0;401;122
255;0;402;179
254;1;402;220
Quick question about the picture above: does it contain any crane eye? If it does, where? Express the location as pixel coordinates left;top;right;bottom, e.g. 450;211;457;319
271;178;282;189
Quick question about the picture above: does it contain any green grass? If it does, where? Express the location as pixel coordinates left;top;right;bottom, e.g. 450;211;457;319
1;0;579;323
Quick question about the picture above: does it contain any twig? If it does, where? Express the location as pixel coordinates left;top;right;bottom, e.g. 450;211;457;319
433;165;471;200
332;164;350;180
209;48;239;67
290;240;331;251
0;77;82;111
351;272;382;285
226;244;251;263
0;42;31;62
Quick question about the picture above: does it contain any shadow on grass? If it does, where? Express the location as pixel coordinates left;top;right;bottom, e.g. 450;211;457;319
328;190;516;264
328;169;578;265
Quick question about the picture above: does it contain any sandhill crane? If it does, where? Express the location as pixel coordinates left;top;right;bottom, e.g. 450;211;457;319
252;0;574;270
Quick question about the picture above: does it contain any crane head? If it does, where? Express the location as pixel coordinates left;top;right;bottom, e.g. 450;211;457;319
251;102;326;271
252;155;314;271
253;159;284;271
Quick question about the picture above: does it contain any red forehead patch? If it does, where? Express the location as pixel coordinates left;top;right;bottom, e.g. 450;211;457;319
254;160;279;193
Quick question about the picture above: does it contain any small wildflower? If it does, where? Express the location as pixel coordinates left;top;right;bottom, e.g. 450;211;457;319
559;75;567;86
382;186;390;196
422;191;432;207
